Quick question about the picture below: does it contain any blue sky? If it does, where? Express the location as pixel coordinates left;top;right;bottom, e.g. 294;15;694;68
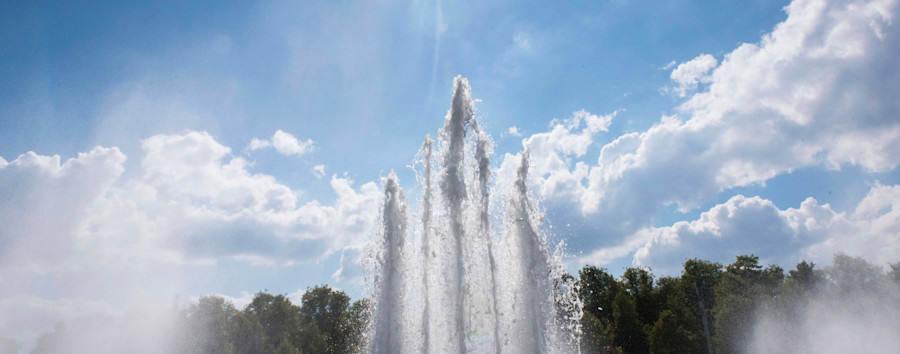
2;0;900;350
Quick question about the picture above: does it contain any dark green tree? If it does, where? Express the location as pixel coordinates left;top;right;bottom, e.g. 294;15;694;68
245;292;303;352
788;261;817;290
622;267;659;329
655;276;705;353
299;285;352;354
612;288;648;354
578;266;620;351
230;309;266;354
649;310;694;354
712;255;783;353
681;258;721;353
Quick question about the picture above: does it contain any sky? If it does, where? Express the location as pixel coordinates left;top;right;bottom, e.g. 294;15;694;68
2;0;900;350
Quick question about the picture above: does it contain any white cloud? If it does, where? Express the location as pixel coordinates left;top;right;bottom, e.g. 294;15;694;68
506;126;522;137
496;110;612;202
271;130;314;156
247;129;314;157
579;183;900;274
666;53;717;97
0;131;380;275
0;147;126;272
661;60;677;70
504;0;900;259
248;138;271;150
0;131;382;351
312;164;326;178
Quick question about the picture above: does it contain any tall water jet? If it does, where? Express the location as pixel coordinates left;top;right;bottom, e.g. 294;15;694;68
420;135;434;352
438;76;473;353
367;76;580;354
472;121;501;354
372;171;409;354
505;151;552;353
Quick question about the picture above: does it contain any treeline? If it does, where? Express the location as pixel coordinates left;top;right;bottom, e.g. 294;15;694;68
578;254;900;354
28;254;900;354
31;286;369;354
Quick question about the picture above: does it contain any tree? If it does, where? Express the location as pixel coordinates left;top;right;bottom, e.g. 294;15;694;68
245;292;303;352
788;260;817;290
680;258;721;353
622;267;659;330
612;288;648;354
346;299;371;353
178;296;238;354
712;255;783;353
578;266;619;325
230;309;266;354
299;285;352;354
578;266;620;351
649;310;693;354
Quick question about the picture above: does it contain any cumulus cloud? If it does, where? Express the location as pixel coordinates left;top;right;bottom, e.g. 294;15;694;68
0;130;380;268
505;0;900;258
0;131;381;351
247;129;314;156
506;126;522;137
83;131;379;266
496;110;612;201
0;147;126;271
578;183;900;275
666;53;717;97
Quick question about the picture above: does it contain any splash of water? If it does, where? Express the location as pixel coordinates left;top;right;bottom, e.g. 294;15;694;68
368;76;580;353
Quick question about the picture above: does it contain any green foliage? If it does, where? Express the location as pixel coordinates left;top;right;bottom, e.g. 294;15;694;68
712;255;783;354
622;267;659;329
579;310;608;353
578;266;619;352
612;288;648;354
574;254;898;353
178;296;239;353
578;266;619;325
299;285;354;354
169;286;369;354
649;310;694;354
247;292;303;351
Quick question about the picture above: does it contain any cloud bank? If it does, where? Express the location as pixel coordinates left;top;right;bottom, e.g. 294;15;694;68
0;131;380;349
501;0;900;269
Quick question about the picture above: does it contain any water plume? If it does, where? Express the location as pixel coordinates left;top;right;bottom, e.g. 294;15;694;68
371;171;409;353
368;76;580;353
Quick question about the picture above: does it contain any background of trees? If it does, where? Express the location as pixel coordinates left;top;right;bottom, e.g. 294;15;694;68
24;254;899;353
578;253;900;354
29;285;368;354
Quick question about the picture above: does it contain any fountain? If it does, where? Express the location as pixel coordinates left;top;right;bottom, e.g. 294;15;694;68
368;76;581;353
